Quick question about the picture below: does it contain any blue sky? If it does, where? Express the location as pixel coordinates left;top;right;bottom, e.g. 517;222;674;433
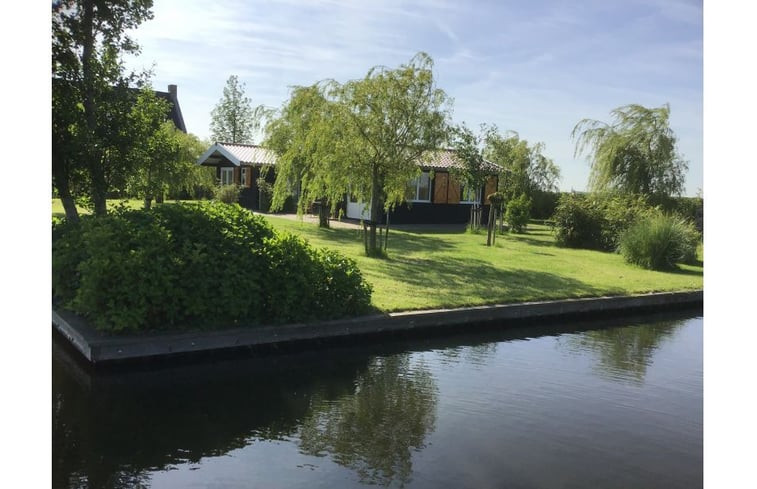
125;0;703;196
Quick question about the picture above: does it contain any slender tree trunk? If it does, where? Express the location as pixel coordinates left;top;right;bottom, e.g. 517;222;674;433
81;0;107;217
368;166;381;255
384;212;390;252
52;154;80;223
486;205;494;246
144;196;153;210
318;197;330;228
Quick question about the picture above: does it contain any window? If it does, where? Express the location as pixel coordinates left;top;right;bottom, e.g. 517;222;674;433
408;172;431;202
240;168;247;187
460;184;480;204
220;167;234;185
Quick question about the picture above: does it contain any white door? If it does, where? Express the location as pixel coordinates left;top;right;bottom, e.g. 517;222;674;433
346;198;371;220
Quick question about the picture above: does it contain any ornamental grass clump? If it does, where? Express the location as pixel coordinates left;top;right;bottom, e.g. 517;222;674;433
52;202;372;333
619;214;699;270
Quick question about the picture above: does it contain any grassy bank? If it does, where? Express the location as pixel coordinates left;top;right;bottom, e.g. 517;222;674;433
264;216;702;312
51;199;703;313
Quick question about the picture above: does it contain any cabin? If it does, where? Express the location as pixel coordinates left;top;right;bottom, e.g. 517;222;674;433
197;143;501;224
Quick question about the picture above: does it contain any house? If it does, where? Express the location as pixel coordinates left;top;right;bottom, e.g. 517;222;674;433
196;142;278;210
197;143;502;224
155;84;187;133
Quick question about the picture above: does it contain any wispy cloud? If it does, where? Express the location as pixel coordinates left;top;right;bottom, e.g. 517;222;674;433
125;0;702;194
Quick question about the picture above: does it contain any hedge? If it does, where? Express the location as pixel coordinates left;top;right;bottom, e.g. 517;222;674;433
52;202;373;333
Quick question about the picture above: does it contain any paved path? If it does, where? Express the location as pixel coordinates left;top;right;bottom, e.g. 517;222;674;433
261;212;468;232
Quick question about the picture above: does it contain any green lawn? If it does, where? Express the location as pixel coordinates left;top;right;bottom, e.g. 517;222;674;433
51;199;703;313
263;215;703;312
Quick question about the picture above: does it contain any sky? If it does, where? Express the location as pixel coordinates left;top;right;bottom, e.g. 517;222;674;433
124;0;703;196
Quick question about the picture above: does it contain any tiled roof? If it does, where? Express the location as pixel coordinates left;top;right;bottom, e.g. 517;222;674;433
199;144;502;173
418;149;502;173
217;143;278;165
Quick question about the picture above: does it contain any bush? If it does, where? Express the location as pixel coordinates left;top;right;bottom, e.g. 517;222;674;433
52;202;373;333
530;190;560;220
506;194;531;233
551;193;651;251
216;184;241;204
619;214;700;270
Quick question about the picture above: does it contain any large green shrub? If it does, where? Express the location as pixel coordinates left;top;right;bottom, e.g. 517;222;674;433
619;214;699;270
506;194;532;233
52;202;373;333
551;193;650;251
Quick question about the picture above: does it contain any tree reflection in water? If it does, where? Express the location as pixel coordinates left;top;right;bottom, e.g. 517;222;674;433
562;318;686;383
298;354;438;487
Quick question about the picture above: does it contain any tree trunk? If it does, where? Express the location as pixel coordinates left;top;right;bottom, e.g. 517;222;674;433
52;154;80;223
81;0;107;217
368;166;381;256
60;195;80;223
486;205;494;246
144;196;153;210
318;197;330;228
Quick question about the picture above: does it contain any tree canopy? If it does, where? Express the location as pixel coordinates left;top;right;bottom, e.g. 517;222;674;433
210;75;267;144
52;0;156;218
483;128;560;202
264;52;451;255
572;103;687;199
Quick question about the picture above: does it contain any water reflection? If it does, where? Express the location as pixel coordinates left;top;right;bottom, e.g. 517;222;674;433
299;355;437;486
53;309;701;489
560;318;686;383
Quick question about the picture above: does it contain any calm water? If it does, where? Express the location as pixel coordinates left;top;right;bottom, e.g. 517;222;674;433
53;311;703;489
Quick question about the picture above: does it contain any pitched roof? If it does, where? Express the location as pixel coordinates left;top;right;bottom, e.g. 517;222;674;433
154;88;186;133
197;143;502;174
197;143;277;166
418;149;502;173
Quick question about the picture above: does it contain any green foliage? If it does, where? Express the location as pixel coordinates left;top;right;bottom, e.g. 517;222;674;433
216;184;242;204
210;75;269;144
552;193;651;250
572;104;688;200
530;190;560;220
126;92;208;206
505;194;532;233
484;129;560;202
52;202;373;332
52;0;156;216
619;214;700;270
264;52;451;255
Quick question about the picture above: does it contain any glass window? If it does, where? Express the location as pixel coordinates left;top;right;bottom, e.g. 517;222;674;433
221;167;234;185
408;172;431;202
460;184;480;203
240;168;247;187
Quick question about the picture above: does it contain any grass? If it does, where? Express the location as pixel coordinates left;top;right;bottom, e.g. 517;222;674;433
51;199;703;313
263;215;703;312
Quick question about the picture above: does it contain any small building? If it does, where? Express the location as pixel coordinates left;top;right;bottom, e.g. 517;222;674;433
197;142;279;210
197;143;501;224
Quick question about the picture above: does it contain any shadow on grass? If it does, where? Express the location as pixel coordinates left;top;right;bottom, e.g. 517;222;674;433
302;225;461;254
371;254;614;304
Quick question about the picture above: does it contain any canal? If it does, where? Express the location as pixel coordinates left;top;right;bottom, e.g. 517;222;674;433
53;310;702;488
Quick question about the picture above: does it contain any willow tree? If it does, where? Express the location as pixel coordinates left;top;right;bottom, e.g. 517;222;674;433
337;52;451;256
264;84;346;228
572;104;687;200
483;128;560;201
264;53;450;256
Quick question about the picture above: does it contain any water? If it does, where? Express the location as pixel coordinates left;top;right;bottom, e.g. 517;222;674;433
53;311;703;489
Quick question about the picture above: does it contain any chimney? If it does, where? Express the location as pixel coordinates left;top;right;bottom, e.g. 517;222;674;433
168;84;177;97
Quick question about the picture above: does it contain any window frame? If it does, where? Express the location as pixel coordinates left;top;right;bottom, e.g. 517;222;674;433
240;167;247;187
459;184;481;204
220;167;234;186
408;171;432;203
